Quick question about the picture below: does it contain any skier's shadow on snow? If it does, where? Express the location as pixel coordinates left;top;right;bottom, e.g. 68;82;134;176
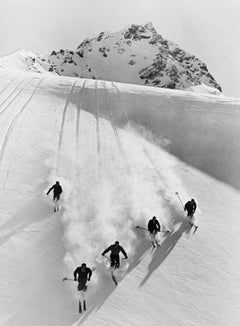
139;220;192;287
0;184;57;246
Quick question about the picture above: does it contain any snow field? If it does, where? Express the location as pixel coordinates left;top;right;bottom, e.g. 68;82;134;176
0;69;239;325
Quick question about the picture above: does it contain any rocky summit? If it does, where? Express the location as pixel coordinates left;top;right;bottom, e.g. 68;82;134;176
0;23;221;92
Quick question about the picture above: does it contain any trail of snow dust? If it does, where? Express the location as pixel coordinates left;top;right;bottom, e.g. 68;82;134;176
43;80;190;314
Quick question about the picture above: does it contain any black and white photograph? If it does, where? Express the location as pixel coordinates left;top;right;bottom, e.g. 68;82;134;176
0;0;239;325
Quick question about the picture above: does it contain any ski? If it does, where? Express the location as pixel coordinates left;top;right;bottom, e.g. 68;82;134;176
111;270;118;286
193;226;198;234
189;221;198;234
79;300;82;313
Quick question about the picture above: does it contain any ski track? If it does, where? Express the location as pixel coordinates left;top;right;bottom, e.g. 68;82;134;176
102;81;131;175
94;81;101;166
55;79;78;174
0;77;37;118
73;80;87;183
0;78;17;97
0;78;44;171
112;81;170;191
94;81;112;183
94;81;110;182
0;76;31;111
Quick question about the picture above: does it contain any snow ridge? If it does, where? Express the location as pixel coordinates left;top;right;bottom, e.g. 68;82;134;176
0;23;221;92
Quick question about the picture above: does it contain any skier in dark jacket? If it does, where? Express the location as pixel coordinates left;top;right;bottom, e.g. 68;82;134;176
46;181;62;212
148;216;161;234
47;181;62;200
148;216;161;247
184;199;197;217
102;241;128;268
74;263;92;291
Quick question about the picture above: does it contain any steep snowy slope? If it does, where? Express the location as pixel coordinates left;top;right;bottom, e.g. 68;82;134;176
0;68;239;326
0;49;50;74
0;23;221;92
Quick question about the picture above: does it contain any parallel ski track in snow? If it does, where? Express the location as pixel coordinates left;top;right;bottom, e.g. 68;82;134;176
112;82;166;184
0;77;36;116
55;79;78;174
102;81;131;175
0;78;44;175
94;81;101;160
0;77;17;97
94;81;105;184
0;76;31;110
72;79;87;183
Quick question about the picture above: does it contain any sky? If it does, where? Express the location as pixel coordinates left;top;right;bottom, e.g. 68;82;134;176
0;0;239;98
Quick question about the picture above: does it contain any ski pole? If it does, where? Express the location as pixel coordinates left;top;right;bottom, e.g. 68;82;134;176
103;255;111;262
175;192;185;210
62;277;75;282
136;225;149;231
136;225;170;233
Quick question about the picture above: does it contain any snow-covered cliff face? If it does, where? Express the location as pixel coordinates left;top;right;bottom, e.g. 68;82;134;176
0;23;221;92
46;23;221;91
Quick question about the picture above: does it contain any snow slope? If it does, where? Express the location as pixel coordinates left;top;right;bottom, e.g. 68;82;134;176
0;68;240;326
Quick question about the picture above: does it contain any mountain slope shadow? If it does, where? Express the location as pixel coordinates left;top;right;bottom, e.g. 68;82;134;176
0;193;55;246
139;220;191;287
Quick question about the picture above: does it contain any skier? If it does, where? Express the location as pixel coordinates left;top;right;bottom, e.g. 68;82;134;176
184;199;197;217
46;181;62;212
73;263;92;313
148;216;161;247
184;199;198;231
102;241;128;268
74;263;92;291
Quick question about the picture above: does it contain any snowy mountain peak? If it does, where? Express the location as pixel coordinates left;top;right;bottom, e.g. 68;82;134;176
0;23;222;92
121;22;159;41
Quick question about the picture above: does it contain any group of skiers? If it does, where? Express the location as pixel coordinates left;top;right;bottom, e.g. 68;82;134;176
47;181;197;292
73;197;196;291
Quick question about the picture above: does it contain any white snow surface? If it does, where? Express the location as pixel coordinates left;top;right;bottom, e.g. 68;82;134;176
0;68;240;326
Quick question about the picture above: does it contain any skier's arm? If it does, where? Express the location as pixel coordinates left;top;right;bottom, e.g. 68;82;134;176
193;202;197;212
156;221;161;231
87;268;92;281
147;220;151;231
73;268;79;281
46;185;54;195
102;245;112;256
120;246;128;259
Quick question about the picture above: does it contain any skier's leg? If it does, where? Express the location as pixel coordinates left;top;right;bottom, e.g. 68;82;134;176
115;255;120;268
150;231;159;246
150;232;156;247
153;230;160;246
78;279;86;291
110;253;115;268
56;199;59;211
53;196;57;212
56;195;60;211
78;289;84;313
189;213;194;226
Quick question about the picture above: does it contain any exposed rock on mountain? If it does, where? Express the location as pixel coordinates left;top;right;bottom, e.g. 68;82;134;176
0;23;222;92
